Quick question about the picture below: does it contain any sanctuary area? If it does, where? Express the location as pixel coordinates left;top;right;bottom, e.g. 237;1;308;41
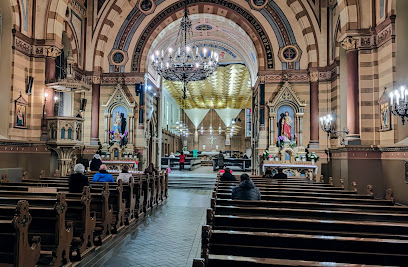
1;0;408;266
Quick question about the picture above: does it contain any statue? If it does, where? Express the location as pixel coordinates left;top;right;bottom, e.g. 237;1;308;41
280;111;292;141
113;111;122;140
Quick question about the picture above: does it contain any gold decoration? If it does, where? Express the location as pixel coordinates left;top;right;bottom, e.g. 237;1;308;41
46;46;62;58
163;64;251;109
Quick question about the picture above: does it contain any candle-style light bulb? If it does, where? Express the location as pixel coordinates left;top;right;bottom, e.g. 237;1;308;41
168;47;173;53
155;50;159;56
390;92;394;106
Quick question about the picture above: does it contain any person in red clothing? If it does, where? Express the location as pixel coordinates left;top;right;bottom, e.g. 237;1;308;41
179;151;186;171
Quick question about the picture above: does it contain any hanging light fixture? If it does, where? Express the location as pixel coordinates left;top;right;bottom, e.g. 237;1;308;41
389;86;408;124
150;0;219;99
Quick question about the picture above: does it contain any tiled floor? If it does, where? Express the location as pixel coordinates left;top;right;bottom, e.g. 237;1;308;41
78;189;212;267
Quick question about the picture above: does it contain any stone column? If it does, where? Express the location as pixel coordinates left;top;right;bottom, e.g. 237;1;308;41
91;76;101;145
157;94;163;169
309;72;319;148
342;37;360;144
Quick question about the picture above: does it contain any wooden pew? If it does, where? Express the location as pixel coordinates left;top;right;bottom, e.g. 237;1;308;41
0;200;41;267
0;193;73;266
198;176;408;266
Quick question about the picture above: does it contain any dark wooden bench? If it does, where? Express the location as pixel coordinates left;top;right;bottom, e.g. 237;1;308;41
0;193;73;266
0;200;41;267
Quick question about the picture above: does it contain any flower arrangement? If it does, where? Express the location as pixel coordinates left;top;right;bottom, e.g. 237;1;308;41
263;150;270;160
307;152;319;162
289;140;296;148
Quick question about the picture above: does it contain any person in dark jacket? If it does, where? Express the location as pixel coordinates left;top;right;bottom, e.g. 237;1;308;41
92;164;115;182
217;151;225;170
220;168;237;181
232;174;261;200
273;167;288;179
144;163;158;175
263;167;273;178
90;154;103;171
69;163;90;193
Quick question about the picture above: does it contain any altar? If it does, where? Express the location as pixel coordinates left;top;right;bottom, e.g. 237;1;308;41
262;163;318;179
102;160;139;173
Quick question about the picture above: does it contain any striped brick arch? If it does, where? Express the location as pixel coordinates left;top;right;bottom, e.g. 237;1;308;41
336;0;360;37
46;0;69;43
133;1;274;73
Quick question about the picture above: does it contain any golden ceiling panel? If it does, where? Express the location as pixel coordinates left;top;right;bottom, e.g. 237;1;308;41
163;64;251;109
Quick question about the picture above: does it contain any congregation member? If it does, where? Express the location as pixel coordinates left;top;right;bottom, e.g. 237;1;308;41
69;163;90;193
217;151;225;169
263;167;273;178
232;174;261;201
90;154;103;171
273;167;288;179
179;151;186;170
92;164;115;182
144;163;158;176
220;168;237;181
117;165;133;183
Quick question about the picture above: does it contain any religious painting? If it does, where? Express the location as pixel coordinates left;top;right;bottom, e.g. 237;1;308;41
277;105;295;143
379;92;391;131
14;94;28;129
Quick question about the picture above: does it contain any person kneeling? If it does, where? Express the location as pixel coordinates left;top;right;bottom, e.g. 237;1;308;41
232;174;261;200
220;168;237;181
93;164;115;182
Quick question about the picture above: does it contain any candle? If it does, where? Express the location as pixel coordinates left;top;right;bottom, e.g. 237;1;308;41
178;47;181;55
396;91;400;105
161;50;164;58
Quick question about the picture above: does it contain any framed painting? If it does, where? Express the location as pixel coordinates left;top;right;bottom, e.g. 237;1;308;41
379;92;391;132
14;94;28;129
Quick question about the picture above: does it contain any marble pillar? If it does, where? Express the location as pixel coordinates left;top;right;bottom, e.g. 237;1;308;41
309;72;319;148
91;76;101;145
342;37;360;144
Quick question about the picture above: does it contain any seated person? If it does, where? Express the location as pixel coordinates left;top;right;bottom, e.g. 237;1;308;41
220;168;237;181
242;154;249;159
263;167;273;178
117;165;132;184
232;174;261;200
90;154;103;171
92;164;115;182
144;163;158;176
273;167;288;179
69;163;90;193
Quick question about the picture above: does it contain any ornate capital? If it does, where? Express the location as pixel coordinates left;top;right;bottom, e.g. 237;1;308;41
309;72;319;82
341;37;358;51
92;76;101;84
46;46;61;58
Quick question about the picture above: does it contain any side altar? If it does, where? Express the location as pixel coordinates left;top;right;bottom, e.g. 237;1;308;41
263;81;307;162
100;84;137;160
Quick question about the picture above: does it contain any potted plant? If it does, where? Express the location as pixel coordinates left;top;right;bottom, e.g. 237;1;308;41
295;156;300;162
275;155;279;161
268;154;273;161
263;150;270;160
307;152;319;164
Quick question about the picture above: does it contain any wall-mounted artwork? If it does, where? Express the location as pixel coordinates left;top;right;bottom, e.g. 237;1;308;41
379;92;391;131
14;94;28;129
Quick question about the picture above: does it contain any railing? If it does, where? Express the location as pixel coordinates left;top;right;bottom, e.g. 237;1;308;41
46;117;84;146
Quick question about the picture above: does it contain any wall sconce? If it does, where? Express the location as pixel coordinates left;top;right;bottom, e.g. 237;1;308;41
389;86;408;124
319;112;349;145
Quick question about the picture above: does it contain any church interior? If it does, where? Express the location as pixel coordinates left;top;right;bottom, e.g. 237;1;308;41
1;0;408;266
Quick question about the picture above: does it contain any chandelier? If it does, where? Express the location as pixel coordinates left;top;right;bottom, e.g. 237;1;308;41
150;0;219;99
389;86;408;124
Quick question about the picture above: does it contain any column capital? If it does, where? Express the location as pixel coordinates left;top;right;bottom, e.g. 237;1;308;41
341;37;358;51
309;72;319;82
46;46;61;58
92;76;101;84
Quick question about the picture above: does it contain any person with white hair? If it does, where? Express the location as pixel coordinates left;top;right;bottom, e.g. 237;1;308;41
69;163;90;193
90;154;103;171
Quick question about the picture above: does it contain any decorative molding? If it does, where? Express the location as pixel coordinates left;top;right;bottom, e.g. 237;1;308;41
249;0;269;10
309;72;319;82
69;0;86;17
100;76;145;85
46;47;62;58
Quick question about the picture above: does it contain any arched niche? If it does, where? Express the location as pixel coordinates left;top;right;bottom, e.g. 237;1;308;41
102;84;136;149
267;81;306;149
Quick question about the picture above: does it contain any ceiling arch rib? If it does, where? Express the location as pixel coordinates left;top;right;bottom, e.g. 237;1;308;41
147;13;258;85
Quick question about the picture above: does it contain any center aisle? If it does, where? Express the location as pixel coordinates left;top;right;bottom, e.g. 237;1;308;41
78;189;212;267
